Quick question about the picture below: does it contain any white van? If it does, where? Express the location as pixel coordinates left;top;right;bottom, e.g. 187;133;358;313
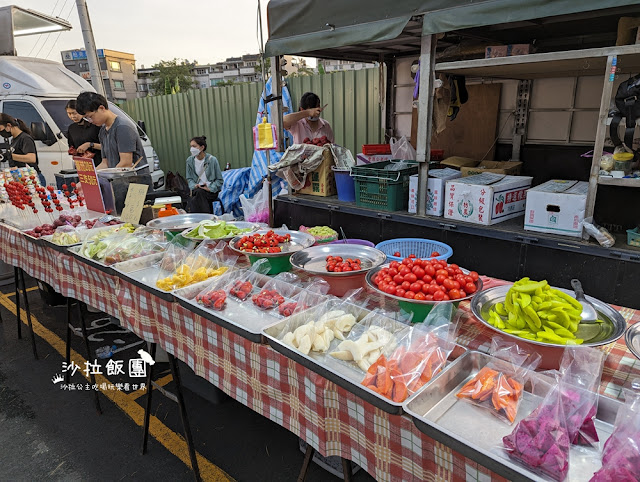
0;56;164;189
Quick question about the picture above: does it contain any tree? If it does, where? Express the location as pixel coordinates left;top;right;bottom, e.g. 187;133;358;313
287;66;315;77
150;58;194;95
255;56;271;78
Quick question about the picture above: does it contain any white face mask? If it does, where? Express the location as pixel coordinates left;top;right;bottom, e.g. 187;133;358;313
190;147;201;157
308;116;319;122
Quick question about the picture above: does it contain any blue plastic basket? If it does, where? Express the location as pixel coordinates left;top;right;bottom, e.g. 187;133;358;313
375;238;453;262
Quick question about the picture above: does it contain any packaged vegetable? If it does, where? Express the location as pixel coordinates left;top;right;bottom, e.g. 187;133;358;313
590;389;640;482
457;338;541;424
362;309;458;403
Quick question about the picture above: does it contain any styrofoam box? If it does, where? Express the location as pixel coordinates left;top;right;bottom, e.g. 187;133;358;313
408;168;462;215
524;180;588;237
444;173;533;225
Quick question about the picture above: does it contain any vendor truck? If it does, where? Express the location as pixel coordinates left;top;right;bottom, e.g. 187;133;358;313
0;55;165;189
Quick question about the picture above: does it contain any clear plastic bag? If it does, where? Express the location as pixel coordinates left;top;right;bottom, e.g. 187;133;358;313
278;292;368;356
590;389;640;481
328;144;356;170
389;136;417;161
239;181;270;224
51;224;83;245
503;375;572;481
583;217;615;248
101;234;163;265
226;258;271;302
457;338;541;424
251;272;299;311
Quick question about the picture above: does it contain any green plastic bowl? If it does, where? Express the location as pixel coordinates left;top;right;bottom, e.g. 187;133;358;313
247;254;292;275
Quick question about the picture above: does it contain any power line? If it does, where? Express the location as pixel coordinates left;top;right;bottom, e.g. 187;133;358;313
43;1;76;60
26;0;62;56
33;0;71;58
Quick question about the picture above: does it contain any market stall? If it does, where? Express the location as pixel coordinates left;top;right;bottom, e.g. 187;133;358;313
1;196;639;481
264;1;640;308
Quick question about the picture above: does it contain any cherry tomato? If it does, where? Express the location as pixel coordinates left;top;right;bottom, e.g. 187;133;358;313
469;271;479;281
465;282;477;294
448;289;461;300
401;281;411;291
425;294;434;301
433;290;445;301
402;258;412;266
384;285;395;294
422;274;433;284
395;288;406;297
452;280;461;290
432;263;443;271
393;251;401;257
425;265;436;277
404;291;416;299
405;273;417;283
421;284;430;294
414;292;426;301
442;278;455;291
388;268;398;277
436;269;449;278
459;290;467;298
427;285;439;295
464;275;474;285
449;264;459;270
435;274;447;285
393;274;404;284
408;254;416;259
430;251;440;257
410;282;422;293
389;261;400;269
443;294;450;301
412;266;425;279
399;266;411;276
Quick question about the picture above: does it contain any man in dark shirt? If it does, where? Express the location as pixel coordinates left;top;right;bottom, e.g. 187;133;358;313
75;92;150;179
66;99;102;166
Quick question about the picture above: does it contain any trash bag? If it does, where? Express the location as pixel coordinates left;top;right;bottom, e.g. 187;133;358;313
390;136;417;161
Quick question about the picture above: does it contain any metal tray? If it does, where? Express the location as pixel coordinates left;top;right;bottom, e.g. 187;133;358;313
228;229;315;258
263;301;418;414
404;351;622;482
174;271;304;343
290;244;386;277
625;323;640;360
146;214;216;232
470;284;627;348
21;230;43;245
40;224;125;253
115;264;177;302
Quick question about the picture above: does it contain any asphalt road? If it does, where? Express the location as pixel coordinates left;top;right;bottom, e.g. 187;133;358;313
0;275;376;482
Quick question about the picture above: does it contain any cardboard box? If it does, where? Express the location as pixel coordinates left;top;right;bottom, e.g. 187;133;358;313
409;168;462;216
440;156;480;170
356;153;392;165
524;180;588;237
298;150;336;197
460;160;523;177
444;173;533;225
485;44;533;58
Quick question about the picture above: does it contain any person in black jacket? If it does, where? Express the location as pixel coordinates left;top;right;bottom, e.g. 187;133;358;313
0;113;46;185
65;100;102;165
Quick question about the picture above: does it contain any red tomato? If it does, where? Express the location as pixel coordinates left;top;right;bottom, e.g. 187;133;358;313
393;274;404;284
432;263;443;271
408;254;416;259
436;269;449;278
469;271;479;281
443;294;450;301
395;288;406;297
433;291;445;301
393;251;401;257
414;292;426;301
449;264;459;270
388;281;397;288
459;290;467;298
404;291;416;299
448;289;461;300
401;281;411;291
464;275;474;285
452;280;461;290
416;279;425;286
402;258;412;266
427;285;439;295
425;265;436;277
389;261;400;269
446;267;456;276
399;266;411;276
384;285;395;294
413;267;425;279
435;274;447;285
425;294;434;301
343;267;352;272
422;274;433;284
410;282;422;293
421;284;430;294
430;251;440;258
465;282;477;294
388;268;398;277
383;276;392;283
405;273;417;283
442;278;455;291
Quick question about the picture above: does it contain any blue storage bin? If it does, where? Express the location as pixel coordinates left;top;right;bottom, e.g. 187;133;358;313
375;238;452;262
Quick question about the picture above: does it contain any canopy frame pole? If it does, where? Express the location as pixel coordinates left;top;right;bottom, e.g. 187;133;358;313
270;56;285;152
416;27;437;217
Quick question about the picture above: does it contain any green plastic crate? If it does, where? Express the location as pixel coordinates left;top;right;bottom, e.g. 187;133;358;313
351;160;418;212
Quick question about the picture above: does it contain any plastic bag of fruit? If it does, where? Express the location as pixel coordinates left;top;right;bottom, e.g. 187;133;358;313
360;312;459;403
277;278;331;318
101;233;164;266
222;258;271;302
277;290;369;356
51;224;84;245
590;388;640;482
156;240;234;291
251;272;300;312
457;338;541;424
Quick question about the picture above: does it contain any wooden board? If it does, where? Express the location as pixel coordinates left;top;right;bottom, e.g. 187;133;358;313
413;83;502;162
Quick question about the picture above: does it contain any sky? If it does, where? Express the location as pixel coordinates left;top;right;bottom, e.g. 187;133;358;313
5;0;275;67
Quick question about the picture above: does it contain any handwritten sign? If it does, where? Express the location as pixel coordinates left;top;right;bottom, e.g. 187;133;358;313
74;157;105;213
119;183;149;224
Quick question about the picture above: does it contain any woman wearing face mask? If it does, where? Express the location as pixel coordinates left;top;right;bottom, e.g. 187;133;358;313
283;92;334;145
65;100;102;166
0;113;47;186
185;135;224;214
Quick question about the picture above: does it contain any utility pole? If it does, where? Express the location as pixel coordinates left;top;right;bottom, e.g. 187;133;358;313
75;0;106;97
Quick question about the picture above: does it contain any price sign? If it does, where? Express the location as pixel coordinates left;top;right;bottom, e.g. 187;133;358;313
74;157;105;213
120;183;149;224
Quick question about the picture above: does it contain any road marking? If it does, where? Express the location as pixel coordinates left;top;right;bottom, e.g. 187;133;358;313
0;291;233;482
6;286;39;296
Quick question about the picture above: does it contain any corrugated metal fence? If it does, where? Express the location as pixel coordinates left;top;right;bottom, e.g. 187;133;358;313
121;68;383;176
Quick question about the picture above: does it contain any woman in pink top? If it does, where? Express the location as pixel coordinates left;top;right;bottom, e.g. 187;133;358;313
283;92;334;145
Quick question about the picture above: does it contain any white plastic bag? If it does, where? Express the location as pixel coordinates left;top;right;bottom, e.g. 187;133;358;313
390;136;417;161
239;180;269;223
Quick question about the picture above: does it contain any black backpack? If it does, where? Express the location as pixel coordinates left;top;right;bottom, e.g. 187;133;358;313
610;74;640;155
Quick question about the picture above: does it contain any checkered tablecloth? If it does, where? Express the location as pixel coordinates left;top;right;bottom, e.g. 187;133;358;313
1;222;638;482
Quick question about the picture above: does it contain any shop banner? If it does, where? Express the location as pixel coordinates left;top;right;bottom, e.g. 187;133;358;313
74;157;105;213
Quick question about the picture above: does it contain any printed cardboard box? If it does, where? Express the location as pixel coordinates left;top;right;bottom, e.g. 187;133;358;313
356;153;392;165
524;180;588;237
409;168;462;215
298;149;337;197
444;173;533;225
440;156;480;170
